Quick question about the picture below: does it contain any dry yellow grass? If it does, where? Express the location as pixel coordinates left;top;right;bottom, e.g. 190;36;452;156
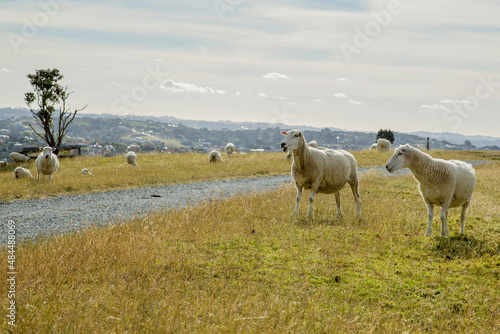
1;161;499;332
1;149;497;202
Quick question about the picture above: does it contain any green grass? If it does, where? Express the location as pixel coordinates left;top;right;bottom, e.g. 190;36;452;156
1;162;499;332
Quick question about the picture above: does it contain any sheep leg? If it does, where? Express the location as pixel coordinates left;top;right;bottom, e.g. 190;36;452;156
334;192;342;218
460;202;470;235
348;180;362;218
439;204;450;237
293;182;302;216
424;198;433;236
306;190;316;219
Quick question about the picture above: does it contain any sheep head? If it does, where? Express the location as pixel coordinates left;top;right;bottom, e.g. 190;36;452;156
280;130;304;152
386;144;412;173
40;146;55;160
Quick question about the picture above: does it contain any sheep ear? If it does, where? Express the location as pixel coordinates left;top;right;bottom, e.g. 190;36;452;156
39;147;43;151
298;131;302;137
281;131;287;136
51;148;56;151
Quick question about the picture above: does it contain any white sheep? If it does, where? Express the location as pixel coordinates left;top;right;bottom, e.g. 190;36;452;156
225;143;236;156
208;150;222;163
35;146;59;182
0;160;7;167
386;144;476;237
14;167;34;179
9;152;30;163
126;151;138;166
286;140;319;162
370;143;378;150
280;129;361;219
82;168;94;175
377;138;391;151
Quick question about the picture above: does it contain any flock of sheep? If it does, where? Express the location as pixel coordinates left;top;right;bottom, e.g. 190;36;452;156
5;130;476;237
280;129;476;237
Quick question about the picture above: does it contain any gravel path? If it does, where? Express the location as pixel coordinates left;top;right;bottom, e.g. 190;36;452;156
0;161;491;244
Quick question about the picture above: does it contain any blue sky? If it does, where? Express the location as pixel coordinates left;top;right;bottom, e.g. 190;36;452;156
1;0;499;136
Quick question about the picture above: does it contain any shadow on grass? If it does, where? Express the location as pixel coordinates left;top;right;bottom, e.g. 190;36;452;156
433;234;500;260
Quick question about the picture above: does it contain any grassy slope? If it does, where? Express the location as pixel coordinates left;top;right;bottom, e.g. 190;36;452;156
1;149;498;202
1;160;499;332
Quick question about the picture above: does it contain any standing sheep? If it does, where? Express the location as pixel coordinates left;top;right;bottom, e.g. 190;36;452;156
35;147;59;182
14;167;34;179
0;160;7;167
126;151;138;166
280;129;361;219
386;144;476;236
208;150;222;163
370;143;378;150
377;138;391;151
9;152;30;163
225;143;236;156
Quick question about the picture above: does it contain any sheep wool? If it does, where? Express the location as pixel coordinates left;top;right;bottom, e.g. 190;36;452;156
35;147;59;182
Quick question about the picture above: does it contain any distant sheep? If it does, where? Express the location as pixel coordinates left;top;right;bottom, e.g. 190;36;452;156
82;168;93;175
225;143;236;156
377;138;391;151
370;143;378;150
9;152;30;163
14;167;34;179
35;147;59;182
0;160;7;167
126;151;138;166
208;150;222;163
386;144;476;236
286;140;320;162
281;129;361;219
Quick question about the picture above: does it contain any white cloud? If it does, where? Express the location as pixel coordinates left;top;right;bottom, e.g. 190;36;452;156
314;99;321;102
272;96;287;100
420;104;449;111
235;91;242;96
0;68;10;73
333;93;347;98
348;99;363;105
160;79;226;94
336;78;346;81
263;72;289;79
257;92;268;98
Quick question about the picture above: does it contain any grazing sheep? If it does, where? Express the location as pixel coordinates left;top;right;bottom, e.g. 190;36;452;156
208;150;222;163
286;140;320;162
82;168;93;175
225;143;236;156
35;147;59;182
386;144;476;237
0;160;7;167
9;152;30;163
370;143;378;150
126;151;138;166
280;129;361;219
14;167;34;179
377;138;391;151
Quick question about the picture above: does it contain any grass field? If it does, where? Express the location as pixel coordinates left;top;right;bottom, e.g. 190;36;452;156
1;152;499;332
1;149;499;202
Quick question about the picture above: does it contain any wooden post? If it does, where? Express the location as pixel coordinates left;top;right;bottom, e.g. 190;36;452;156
426;137;430;151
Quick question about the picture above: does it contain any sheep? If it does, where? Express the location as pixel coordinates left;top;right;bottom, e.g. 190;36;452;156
208;150;222;163
377;138;391;151
370;143;378;150
9;152;30;163
225;143;236;156
14;167;34;179
280;129;361;219
286;140;320;162
386;144;476;237
126;151;138;166
35;146;59;182
0;160;7;167
82;168;94;175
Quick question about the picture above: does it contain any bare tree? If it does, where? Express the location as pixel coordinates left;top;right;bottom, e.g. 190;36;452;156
24;68;87;148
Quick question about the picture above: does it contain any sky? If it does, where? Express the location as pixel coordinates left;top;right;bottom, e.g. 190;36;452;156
1;0;499;136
